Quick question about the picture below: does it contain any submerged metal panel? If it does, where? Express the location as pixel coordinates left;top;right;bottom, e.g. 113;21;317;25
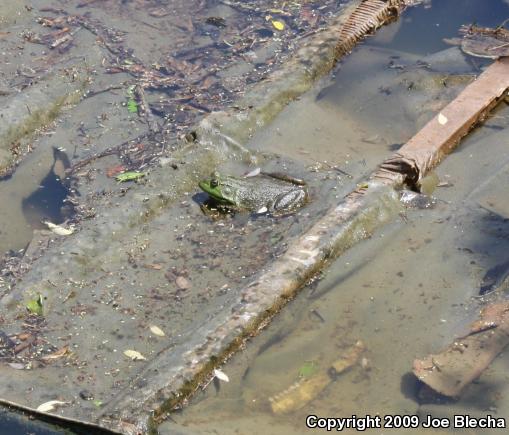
0;1;407;434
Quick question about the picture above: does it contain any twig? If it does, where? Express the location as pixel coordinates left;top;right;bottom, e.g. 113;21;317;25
67;133;148;174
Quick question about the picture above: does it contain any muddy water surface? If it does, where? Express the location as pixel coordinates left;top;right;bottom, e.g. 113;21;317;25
1;0;509;433
162;1;509;434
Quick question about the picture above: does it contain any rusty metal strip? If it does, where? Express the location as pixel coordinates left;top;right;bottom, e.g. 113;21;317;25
377;57;509;188
337;0;402;55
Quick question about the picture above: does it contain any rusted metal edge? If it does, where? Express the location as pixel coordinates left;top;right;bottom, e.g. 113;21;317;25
338;0;401;55
376;57;509;189
99;59;509;433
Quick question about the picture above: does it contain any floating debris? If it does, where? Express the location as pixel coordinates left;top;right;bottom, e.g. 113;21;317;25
40;345;70;362
123;350;147;361
272;20;285;31
149;325;166;337
44;221;75;236
213;369;230;383
36;400;68;413
269;341;365;414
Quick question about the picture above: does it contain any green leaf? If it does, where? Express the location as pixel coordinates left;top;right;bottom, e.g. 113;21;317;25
115;171;146;182
127;98;138;113
26;294;43;316
92;399;103;407
298;361;317;378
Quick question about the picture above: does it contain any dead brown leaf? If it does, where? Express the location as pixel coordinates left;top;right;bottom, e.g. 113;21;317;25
41;345;70;361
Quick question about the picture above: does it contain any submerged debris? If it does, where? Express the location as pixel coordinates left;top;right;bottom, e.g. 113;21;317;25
269;341;365;414
413;302;509;397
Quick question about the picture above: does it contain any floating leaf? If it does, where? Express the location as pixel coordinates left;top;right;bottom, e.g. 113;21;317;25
272;20;285;31
26;295;43;316
213;369;229;382
44;221;74;236
115;171;146;182
150;325;165;337
298;361;317;378
36;400;68;413
123;349;146;361
438;112;448;125
92;399;103;407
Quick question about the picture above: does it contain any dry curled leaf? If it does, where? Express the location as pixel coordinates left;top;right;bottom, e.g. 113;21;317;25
37;400;68;412
123;349;146;361
213;369;230;382
44;221;74;236
41;345;70;361
149;325;165;337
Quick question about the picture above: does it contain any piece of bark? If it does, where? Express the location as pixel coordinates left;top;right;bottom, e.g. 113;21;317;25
413;302;509;397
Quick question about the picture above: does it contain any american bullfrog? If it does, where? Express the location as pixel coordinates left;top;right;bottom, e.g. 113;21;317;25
199;171;308;215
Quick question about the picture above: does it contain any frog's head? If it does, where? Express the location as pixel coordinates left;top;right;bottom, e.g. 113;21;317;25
199;172;238;205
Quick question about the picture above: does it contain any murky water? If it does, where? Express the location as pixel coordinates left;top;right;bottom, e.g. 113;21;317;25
160;1;509;434
1;0;509;433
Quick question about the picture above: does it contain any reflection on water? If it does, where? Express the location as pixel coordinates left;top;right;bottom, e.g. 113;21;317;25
21;147;73;230
162;0;509;434
0;147;73;255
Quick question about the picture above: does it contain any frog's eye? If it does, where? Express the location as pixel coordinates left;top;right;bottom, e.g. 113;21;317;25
210;179;219;188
